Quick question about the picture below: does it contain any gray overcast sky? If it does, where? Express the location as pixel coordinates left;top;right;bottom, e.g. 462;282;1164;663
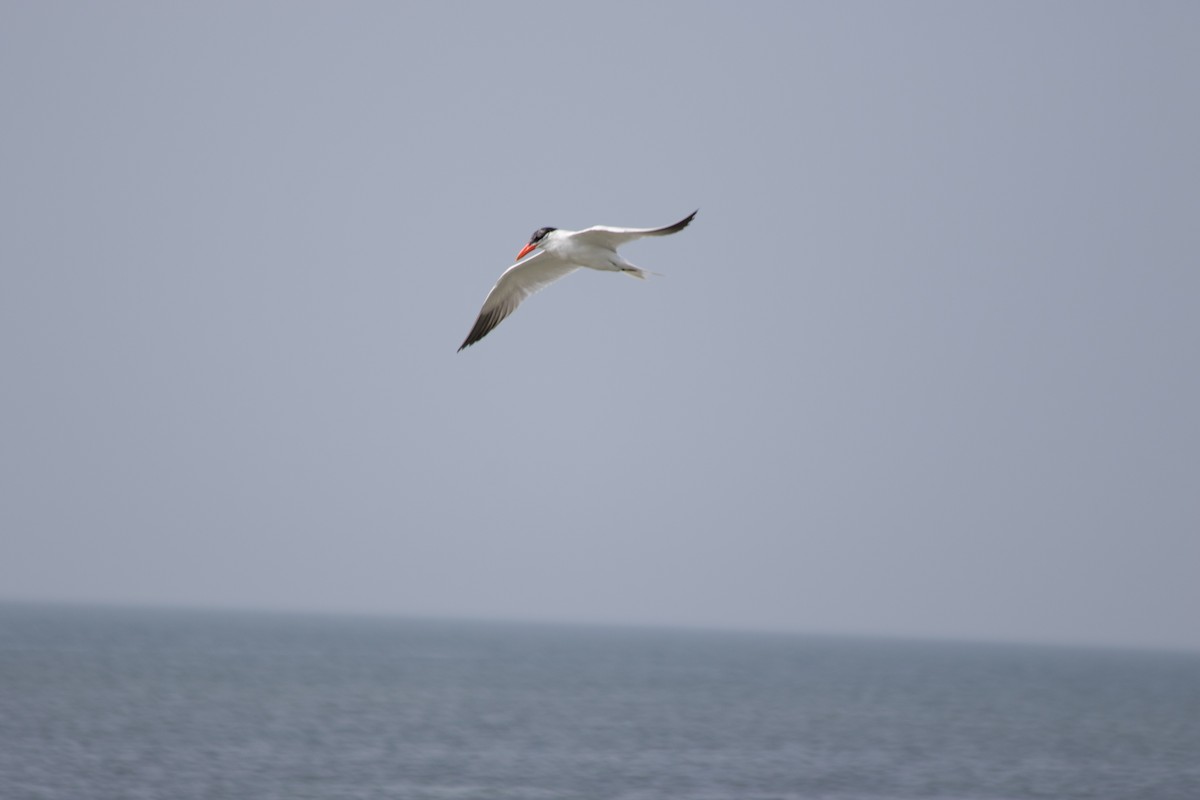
2;2;1197;651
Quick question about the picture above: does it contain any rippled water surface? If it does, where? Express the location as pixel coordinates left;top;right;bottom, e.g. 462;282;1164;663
2;604;1198;799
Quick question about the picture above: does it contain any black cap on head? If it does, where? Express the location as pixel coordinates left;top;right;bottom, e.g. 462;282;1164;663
529;227;556;244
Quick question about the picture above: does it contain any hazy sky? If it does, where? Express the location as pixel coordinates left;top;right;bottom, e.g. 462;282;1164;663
2;3;1197;651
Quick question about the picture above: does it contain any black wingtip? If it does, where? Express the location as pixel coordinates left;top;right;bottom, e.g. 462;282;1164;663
458;305;505;352
660;209;698;236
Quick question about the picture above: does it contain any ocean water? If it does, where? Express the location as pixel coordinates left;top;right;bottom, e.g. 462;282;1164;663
1;604;1197;800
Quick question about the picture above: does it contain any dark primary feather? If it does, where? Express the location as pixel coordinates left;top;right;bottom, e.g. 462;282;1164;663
458;305;508;351
650;209;698;236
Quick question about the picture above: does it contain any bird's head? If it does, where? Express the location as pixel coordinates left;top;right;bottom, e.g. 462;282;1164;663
515;227;556;261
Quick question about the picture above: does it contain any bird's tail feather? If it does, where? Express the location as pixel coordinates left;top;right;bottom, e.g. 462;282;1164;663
621;267;663;279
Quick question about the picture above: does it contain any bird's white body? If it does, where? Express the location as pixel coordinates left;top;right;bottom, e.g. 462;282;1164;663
537;228;651;274
458;211;696;350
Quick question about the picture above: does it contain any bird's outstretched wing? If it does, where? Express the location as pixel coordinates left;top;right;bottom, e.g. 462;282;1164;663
458;251;580;350
571;210;698;249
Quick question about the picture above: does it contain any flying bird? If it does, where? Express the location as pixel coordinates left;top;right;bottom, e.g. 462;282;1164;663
458;210;697;351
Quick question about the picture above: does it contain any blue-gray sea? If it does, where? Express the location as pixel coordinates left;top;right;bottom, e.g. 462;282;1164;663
1;604;1198;800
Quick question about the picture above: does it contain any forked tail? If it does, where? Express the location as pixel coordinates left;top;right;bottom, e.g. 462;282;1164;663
621;266;663;279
